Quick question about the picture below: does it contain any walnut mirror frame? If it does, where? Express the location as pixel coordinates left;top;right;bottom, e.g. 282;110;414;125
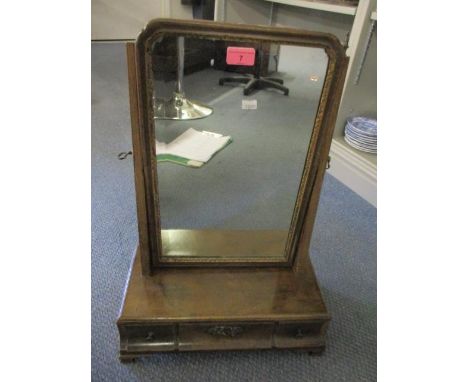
128;19;348;273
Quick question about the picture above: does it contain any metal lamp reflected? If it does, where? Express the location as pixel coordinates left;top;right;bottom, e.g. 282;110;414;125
154;37;213;120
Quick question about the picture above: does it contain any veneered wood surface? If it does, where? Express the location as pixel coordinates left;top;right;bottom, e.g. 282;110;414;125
119;240;329;322
178;323;274;351
126;42;152;275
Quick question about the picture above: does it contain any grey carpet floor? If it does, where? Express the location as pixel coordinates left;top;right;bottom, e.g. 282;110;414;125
91;43;376;382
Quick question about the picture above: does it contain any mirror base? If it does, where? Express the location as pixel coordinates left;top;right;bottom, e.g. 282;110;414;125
118;245;330;359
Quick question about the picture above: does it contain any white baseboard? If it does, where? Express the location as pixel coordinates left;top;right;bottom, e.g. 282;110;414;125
328;138;377;207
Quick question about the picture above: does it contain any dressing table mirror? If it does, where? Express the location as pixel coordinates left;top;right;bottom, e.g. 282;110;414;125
118;19;348;362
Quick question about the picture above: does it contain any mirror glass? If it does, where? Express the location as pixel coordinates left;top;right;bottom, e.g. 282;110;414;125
150;34;328;262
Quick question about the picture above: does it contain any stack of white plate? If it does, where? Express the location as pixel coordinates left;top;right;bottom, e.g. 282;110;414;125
344;117;377;154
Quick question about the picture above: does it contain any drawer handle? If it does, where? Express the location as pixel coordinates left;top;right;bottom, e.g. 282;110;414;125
145;331;155;341
295;328;305;338
207;326;243;337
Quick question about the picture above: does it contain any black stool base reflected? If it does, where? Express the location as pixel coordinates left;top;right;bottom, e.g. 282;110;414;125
219;75;289;96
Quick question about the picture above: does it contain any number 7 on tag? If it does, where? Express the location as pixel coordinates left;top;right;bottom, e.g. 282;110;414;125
226;47;256;66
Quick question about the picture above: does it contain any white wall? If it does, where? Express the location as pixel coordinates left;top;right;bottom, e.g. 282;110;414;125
224;0;271;25
334;21;377;138
91;0;193;40
223;0;353;43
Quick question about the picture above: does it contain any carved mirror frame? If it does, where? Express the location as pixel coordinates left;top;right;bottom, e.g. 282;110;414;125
127;19;348;273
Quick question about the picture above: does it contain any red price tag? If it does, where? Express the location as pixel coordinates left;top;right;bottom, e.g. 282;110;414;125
226;47;256;66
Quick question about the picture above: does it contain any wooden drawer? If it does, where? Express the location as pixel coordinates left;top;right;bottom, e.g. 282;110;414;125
178;323;274;351
274;321;327;349
119;323;176;352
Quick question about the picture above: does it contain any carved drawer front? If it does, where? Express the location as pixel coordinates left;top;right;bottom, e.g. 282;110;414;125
178;322;274;351
274;321;326;349
120;324;176;352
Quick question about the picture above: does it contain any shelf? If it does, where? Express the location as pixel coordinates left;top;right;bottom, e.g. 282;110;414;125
333;135;377;166
328;136;376;206
264;0;357;16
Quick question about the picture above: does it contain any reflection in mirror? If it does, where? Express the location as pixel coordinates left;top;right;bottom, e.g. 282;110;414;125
151;35;328;262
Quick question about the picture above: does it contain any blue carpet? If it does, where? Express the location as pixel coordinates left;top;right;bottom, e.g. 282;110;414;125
92;43;376;381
